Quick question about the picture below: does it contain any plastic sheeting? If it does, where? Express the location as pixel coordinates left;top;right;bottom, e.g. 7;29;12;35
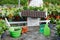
29;0;43;7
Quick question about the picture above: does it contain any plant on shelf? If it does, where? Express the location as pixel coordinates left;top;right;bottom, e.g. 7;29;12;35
49;17;55;24
38;7;45;11
23;6;28;10
28;6;35;10
6;7;14;21
49;17;56;29
46;4;60;17
13;8;21;21
33;7;39;11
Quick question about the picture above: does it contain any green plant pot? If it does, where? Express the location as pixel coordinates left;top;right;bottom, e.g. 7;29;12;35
9;27;22;38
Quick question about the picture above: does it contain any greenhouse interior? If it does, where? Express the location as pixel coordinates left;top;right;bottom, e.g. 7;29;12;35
0;0;60;40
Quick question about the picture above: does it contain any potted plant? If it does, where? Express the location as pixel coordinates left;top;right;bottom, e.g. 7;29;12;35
0;20;7;39
13;8;21;21
7;13;14;22
0;20;7;34
6;7;14;22
56;19;60;40
56;25;60;40
49;17;56;29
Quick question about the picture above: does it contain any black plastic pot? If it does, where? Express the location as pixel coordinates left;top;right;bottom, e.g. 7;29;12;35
1;31;7;39
48;23;56;29
57;37;60;40
13;16;20;21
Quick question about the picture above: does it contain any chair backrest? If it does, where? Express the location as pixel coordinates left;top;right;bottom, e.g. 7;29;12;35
21;10;46;18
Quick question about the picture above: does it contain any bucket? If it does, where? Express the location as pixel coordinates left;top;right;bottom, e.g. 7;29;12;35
9;27;22;38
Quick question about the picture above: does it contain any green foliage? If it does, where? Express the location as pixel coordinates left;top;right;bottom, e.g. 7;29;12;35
49;17;55;24
20;0;28;6
56;25;60;37
0;0;18;5
0;20;7;34
56;19;60;25
43;0;60;5
0;0;28;6
23;6;28;10
28;6;45;11
0;0;60;6
28;7;35;10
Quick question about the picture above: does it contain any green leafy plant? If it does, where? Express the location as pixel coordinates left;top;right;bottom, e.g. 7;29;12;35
23;6;28;10
56;25;60;37
56;19;60;25
43;0;60;5
0;20;7;35
28;6;35;10
56;19;60;37
20;0;28;6
49;17;55;24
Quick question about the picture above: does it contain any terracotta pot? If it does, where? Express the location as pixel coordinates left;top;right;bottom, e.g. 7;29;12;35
22;26;28;34
45;15;50;20
59;16;60;19
56;15;60;19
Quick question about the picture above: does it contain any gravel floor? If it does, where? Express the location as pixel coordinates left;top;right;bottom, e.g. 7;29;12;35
1;26;56;40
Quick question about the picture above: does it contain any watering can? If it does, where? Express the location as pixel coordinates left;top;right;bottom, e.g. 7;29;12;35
44;23;50;36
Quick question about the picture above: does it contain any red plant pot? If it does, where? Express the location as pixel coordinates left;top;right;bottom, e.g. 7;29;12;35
22;26;28;34
56;16;60;19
